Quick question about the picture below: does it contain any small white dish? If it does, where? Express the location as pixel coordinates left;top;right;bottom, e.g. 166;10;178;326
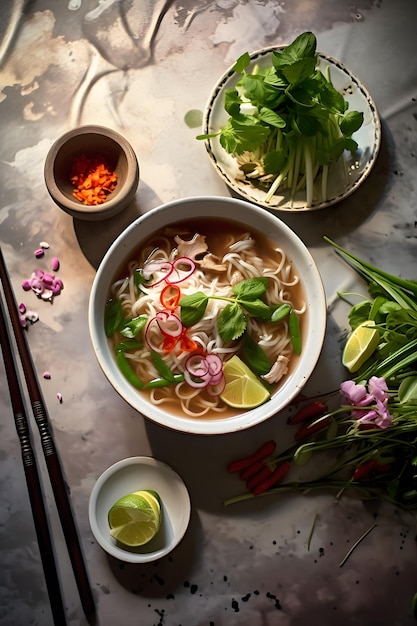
202;47;381;212
88;456;191;563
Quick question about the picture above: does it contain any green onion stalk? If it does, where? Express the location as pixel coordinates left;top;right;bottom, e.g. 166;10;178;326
224;239;417;515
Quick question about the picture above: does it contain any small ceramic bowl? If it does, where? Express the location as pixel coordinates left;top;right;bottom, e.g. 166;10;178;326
88;456;191;563
44;125;139;220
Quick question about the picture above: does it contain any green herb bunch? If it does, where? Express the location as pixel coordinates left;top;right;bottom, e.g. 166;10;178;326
225;241;417;513
199;32;364;207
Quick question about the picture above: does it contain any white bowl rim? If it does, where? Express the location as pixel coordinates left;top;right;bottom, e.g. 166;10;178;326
88;456;191;563
88;195;327;435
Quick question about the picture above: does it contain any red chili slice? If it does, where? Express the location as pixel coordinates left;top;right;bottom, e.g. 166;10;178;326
160;284;181;310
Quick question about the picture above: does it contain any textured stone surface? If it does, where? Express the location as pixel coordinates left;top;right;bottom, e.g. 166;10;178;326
0;1;416;624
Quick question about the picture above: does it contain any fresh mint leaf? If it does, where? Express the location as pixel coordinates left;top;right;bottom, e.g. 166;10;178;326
232;277;268;300
180;291;209;326
218;303;247;342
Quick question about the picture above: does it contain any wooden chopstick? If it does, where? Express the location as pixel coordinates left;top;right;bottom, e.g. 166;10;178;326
0;247;96;625
0;296;67;626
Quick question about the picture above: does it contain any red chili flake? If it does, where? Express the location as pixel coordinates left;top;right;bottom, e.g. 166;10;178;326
71;154;118;205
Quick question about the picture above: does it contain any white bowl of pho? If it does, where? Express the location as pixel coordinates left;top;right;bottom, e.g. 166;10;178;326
89;196;326;435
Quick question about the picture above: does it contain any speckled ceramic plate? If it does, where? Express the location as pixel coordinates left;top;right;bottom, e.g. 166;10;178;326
202;47;381;212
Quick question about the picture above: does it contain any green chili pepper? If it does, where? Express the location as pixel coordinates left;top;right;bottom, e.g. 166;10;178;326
144;374;185;389
289;310;302;355
116;351;144;389
271;303;291;322
151;350;176;382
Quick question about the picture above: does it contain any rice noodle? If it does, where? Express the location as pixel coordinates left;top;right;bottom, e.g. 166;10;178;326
107;223;305;418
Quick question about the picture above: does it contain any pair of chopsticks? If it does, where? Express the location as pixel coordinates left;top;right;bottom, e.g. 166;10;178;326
0;248;95;625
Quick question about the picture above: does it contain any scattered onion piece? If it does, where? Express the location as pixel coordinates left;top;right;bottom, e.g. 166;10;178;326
142;257;195;287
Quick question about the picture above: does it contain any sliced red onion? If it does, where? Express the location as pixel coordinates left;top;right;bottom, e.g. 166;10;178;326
142;260;173;285
183;369;211;388
184;353;225;394
207;375;226;397
185;354;209;377
145;311;183;351
205;353;222;376
155;310;183;337
166;257;196;284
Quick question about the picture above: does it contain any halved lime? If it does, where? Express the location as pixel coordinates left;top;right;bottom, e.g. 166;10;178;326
108;490;162;547
220;355;270;409
342;320;380;373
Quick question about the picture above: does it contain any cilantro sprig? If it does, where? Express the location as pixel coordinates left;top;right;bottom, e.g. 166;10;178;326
199;31;364;207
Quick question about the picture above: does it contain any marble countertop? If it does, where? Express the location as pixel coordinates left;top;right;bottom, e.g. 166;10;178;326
1;1;417;625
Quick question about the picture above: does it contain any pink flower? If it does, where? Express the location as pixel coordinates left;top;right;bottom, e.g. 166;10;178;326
340;380;373;406
340;377;393;429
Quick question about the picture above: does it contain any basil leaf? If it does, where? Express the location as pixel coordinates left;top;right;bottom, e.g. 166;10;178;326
243;334;271;375
218;303;247;342
232;277;268;300
104;298;123;337
180;292;209;327
240;298;271;320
